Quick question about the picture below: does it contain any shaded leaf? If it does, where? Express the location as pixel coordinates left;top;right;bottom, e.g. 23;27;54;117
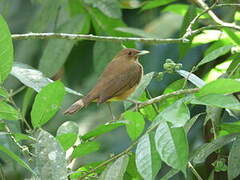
141;0;176;11
124;111;145;140
192;133;239;164
72;141;100;158
116;27;156;38
124;153;141;179
176;70;205;88
39;15;90;77
0;101;20;120
100;155;129;180
0;15;13;83
22;88;35;116
31;81;65;128
81;121;125;141
155;121;188;174
197;79;240;97
197;45;233;67
0;87;8;98
11;62;83;96
57;121;79;135
159;168;179;180
228;136;240;180
0;145;35;174
35;130;67;179
135;133;161;180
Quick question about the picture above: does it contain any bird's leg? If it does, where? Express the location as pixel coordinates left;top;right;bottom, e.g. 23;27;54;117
107;103;116;120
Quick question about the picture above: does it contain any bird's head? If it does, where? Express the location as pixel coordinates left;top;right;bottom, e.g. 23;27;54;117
115;48;149;61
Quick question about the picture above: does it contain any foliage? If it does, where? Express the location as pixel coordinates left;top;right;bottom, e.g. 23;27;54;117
0;0;240;180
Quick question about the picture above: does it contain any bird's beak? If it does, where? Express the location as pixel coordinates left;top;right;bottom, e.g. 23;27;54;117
136;50;150;56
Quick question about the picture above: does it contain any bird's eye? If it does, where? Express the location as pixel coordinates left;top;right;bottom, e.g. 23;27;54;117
128;51;132;56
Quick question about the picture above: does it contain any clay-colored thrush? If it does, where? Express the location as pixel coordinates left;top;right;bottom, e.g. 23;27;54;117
64;48;149;115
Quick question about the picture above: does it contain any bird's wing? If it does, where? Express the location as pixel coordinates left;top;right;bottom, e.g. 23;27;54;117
97;62;142;103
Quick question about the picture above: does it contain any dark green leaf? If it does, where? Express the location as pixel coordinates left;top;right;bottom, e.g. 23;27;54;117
197;45;233;67
192;133;239;164
136;133;161;180
81;121;125;141
0;101;20;120
11;62;83;96
0;145;35;174
35;130;67;179
191;94;240;110
141;0;176;11
197;79;240;97
39;15;90;77
155;121;188;174
100;155;129;180
0;15;13;83
124;153;141;179
0;87;8;98
83;0;121;18
184;113;204;133
22;88;35;116
176;70;205;88
228;136;240;180
162;4;189;16
13;133;35;142
124;111;145;140
31;81;65;128
72;141;100;158
160;168;179;180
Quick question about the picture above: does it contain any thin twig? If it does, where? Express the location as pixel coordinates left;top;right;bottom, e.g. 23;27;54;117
9;86;26;97
188;162;203;180
11;33;187;44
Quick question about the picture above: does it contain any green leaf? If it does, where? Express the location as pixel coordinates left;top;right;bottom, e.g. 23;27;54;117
13;133;35;142
39;15;90;77
197;45;233;67
179;5;197;58
124;153;141;179
22;88;35;116
191;94;240;110
0;101;20;120
0;15;13;83
162;4;189;16
56;121;79;151
116;27;157;38
160;99;190;127
125;72;154;109
11;62;83;96
223;28;240;46
184;113;204;133
176;70;205;88
72;141;100;158
0;145;35;174
0;87;8;98
228;136;240;180
135;133;161;180
192;133;239;164
81;121;125;141
100;155;129;180
141;0;176;11
83;0;121;18
155;121;188;174
159;168;179;180
197;79;240;97
124;111;145;140
221;122;240;134
35;130;67;179
31;81;65;128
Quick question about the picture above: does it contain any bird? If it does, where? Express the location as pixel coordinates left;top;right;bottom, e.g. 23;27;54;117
64;48;149;115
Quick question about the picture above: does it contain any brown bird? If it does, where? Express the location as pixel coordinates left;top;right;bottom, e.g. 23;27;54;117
64;48;149;115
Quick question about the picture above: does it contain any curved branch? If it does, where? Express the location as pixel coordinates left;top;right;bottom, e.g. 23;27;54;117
11;33;186;44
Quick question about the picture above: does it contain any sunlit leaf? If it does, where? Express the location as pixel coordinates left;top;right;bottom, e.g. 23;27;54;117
221;122;240;134
141;0;176;11
223;28;240;46
31;81;65;128
35;130;67;179
0;101;20;120
0;15;13;83
124;111;145;140
136;133;161;180
228;136;240;180
72;141;100;158
13;133;35;142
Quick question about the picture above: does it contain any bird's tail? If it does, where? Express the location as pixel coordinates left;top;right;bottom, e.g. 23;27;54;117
64;99;85;115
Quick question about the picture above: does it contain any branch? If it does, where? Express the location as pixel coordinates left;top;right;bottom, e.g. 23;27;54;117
11;33;187;44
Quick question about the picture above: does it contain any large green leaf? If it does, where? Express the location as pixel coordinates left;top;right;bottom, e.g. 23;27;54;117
56;121;79;151
0;101;20;120
135;133;161;180
31;81;65;128
124;111;145;140
0;145;35;174
72;141;100;158
81;121;125;141
228;136;240;180
83;0;121;18
0;15;13;83
35;130;67;179
197;79;240;97
197;45;233;67
192;133;239;164
39;15;90;77
191;94;240;110
11;62;82;96
100;155;129;180
155;121;188;174
141;0;176;11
